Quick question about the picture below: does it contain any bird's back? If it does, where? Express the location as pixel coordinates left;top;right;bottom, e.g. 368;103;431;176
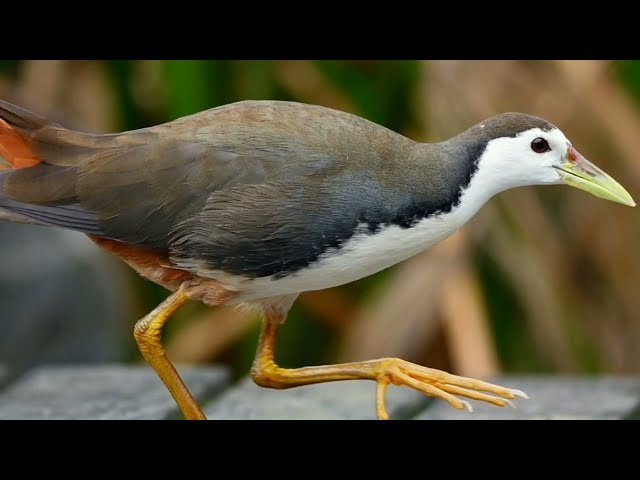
166;100;417;173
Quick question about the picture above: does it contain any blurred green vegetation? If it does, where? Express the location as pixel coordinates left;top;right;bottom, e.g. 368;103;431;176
1;60;639;380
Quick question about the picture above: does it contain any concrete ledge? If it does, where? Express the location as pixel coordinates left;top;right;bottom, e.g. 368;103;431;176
1;367;639;420
204;377;428;420
0;365;228;420
415;376;640;420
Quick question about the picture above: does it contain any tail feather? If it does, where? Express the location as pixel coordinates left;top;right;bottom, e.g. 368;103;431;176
0;117;40;169
0;98;76;170
0;207;49;226
0;98;226;249
0;98;103;173
0;99;53;132
0;100;84;231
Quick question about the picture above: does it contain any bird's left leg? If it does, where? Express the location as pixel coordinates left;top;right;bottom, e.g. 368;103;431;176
134;285;206;420
251;305;527;420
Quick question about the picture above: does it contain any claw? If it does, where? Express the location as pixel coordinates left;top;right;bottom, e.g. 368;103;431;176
461;400;473;413
511;389;529;399
503;399;516;409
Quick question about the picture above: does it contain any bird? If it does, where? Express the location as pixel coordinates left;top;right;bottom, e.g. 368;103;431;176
0;98;634;420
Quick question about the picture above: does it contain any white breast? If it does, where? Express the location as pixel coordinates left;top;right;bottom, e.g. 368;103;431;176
243;213;466;298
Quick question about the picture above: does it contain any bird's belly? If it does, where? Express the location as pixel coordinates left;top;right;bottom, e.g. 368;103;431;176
221;212;467;302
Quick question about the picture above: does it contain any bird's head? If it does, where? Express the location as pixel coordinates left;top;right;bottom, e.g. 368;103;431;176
461;112;635;207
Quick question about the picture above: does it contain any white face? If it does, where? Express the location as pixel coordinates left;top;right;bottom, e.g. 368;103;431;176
477;126;569;193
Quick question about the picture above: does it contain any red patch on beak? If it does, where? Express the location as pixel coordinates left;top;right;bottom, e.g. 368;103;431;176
567;146;578;163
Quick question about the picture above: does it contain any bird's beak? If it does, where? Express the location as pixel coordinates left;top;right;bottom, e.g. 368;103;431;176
554;146;636;207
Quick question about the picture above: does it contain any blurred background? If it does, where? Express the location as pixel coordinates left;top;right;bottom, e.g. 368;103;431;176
0;60;638;382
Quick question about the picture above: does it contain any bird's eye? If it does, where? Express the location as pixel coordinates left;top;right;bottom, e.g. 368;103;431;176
531;137;550;153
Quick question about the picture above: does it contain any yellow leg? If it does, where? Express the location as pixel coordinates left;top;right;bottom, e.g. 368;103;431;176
134;286;206;420
251;312;528;420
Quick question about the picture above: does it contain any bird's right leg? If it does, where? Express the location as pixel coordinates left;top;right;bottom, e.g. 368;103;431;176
251;308;527;420
134;285;206;420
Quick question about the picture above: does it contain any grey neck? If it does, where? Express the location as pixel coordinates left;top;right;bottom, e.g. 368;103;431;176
401;138;484;220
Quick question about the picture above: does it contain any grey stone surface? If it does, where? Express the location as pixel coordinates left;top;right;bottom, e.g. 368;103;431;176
0;365;228;419
204;378;428;419
414;376;640;420
0;226;135;374
2;368;638;419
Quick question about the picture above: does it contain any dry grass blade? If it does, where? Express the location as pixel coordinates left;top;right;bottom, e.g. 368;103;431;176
440;231;499;377
276;61;354;113
337;239;454;363
167;307;259;363
16;60;65;111
297;289;356;330
484;209;577;369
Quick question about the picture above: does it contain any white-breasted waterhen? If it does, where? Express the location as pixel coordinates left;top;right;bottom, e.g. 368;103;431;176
0;99;634;419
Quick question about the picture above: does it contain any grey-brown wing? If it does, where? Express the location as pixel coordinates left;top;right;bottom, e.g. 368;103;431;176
75;138;279;248
0;132;321;249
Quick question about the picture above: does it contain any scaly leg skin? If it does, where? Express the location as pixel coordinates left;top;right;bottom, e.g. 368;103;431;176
134;286;207;420
251;311;528;420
